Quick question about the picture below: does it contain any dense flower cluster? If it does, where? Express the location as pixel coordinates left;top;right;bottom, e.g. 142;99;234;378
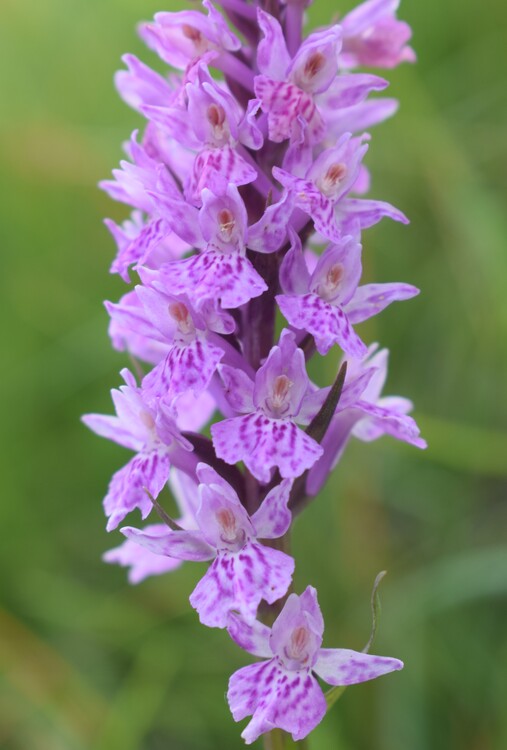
84;0;424;742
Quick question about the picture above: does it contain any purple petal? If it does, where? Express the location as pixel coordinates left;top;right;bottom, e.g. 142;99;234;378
335;197;409;232
81;414;140;452
341;0;415;69
195;462;239;501
354;400;427;448
314;211;346;243
256;9;291;78
345;282;419;324
278;231;311;295
154;252;267;309
154;402;192;449
169;467;201;524
211;413;323;483
105;296;164;345
200;302;236;337
140;103;202;150
248;543;295;606
255;77;325;145
238;98;264;150
299;586;325;636
319;72;389;110
277;293;368;358
247;193;295;254
217;364;255;413
251;479;293;539
227;612;272;658
353;164;371;194
115;54;174;111
104;451;171;531
314;648;403;686
143;338;225;399
228;659;279;725
108;219;171;283
378;395;414;413
186;146;257;206
173;389;216;432
228;660;327;744
125;219;185;278
104;523;183;583
189;543;294;627
121;525;214;562
328;98;399;137
189;555;237;627
147;190;203;247
342;0;401;35
338;367;378;410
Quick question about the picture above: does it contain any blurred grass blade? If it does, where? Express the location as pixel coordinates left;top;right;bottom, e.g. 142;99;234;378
325;684;347;711
0;607;105;746
418;414;507;477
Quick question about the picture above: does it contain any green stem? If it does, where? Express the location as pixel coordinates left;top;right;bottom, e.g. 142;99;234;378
263;728;309;750
259;530;293;626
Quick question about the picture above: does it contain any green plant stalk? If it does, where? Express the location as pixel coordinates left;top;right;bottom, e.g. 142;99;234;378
263;728;309;750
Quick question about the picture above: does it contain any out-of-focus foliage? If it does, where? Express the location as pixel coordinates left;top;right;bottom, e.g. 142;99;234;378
0;1;506;748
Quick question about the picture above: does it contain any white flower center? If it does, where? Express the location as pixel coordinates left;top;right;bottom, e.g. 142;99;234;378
317;162;348;198
139;410;155;430
267;374;293;416
207;103;229;144
295;51;327;91
317;262;345;301
168;301;195;335
216;507;245;546
305;52;326;79
181;24;203;45
286;626;311;662
218;208;236;243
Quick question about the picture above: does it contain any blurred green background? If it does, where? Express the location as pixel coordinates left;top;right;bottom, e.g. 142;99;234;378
1;0;506;748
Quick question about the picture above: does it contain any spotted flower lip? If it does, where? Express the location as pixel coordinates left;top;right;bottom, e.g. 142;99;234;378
277;229;419;356
107;284;236;401
121;464;295;627
81;369;193;531
227;586;403;743
254;10;347;145
141;62;262;206
211;329;326;483
143;184;268;309
273;132;408;243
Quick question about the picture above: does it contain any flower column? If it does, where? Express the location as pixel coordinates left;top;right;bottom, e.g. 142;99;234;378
84;0;424;746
